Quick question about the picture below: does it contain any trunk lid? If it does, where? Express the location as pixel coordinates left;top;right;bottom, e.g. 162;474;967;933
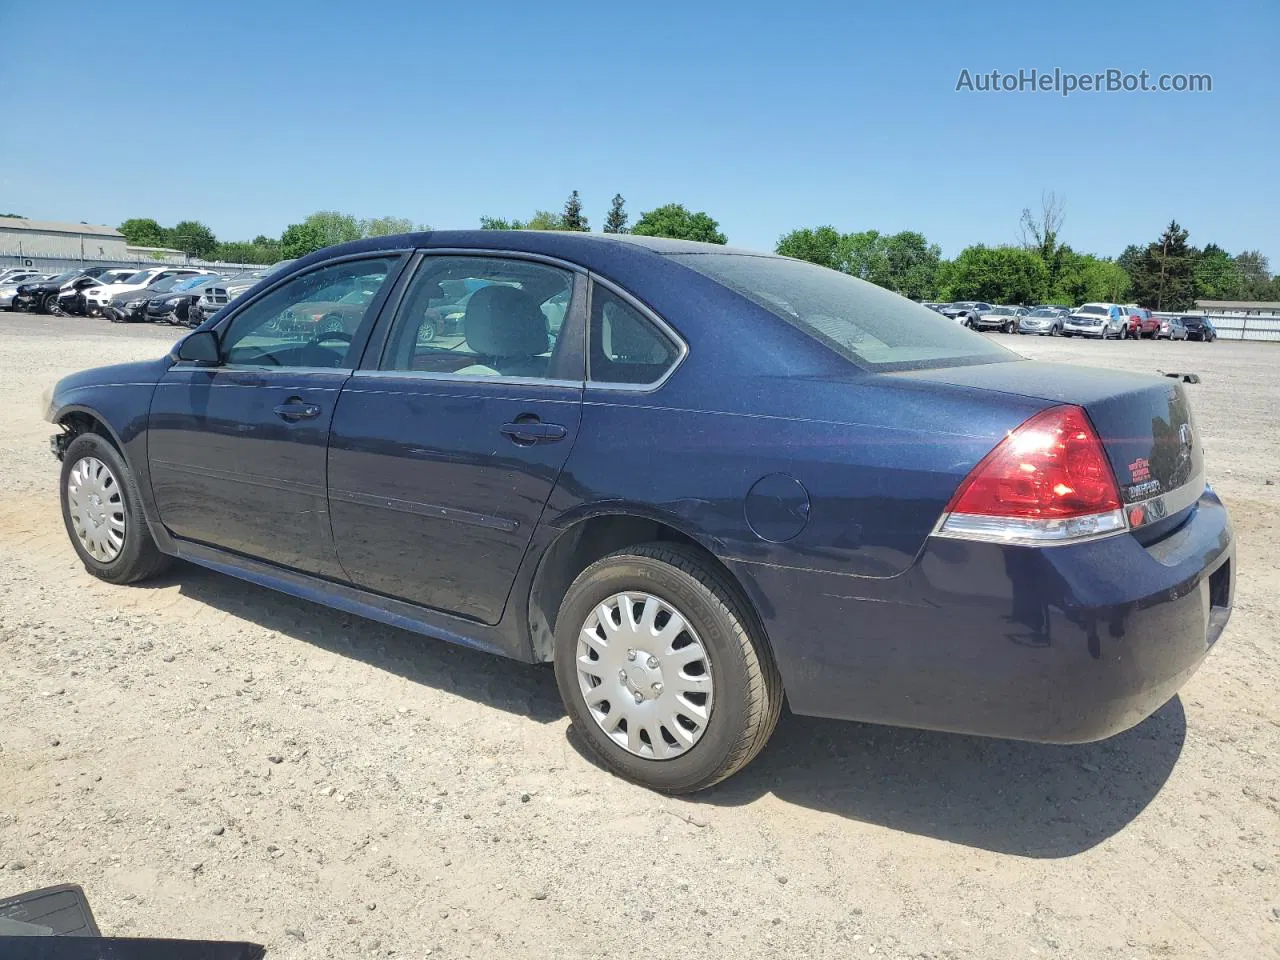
894;360;1203;508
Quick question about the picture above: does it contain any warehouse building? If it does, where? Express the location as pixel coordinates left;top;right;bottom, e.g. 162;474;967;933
0;217;129;261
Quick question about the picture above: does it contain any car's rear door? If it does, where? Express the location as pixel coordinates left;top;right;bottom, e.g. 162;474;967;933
147;254;405;578
326;252;585;625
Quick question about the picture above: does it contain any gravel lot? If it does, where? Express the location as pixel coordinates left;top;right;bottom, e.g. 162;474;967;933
1;312;1277;960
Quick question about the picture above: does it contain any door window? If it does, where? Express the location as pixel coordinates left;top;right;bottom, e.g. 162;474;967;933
587;285;681;386
218;257;398;369
381;256;576;380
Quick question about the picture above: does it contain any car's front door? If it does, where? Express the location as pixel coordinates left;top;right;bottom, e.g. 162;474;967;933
148;255;403;577
326;253;585;625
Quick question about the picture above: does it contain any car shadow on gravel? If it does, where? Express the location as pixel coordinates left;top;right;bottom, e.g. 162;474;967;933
153;564;1184;857
692;698;1187;858
159;564;566;724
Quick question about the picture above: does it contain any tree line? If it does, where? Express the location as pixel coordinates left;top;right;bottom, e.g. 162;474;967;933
111;191;1277;310
776;194;1278;309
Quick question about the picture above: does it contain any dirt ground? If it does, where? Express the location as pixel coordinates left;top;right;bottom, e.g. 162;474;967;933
0;312;1276;960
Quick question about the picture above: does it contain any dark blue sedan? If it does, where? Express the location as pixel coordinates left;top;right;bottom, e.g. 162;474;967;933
46;231;1234;793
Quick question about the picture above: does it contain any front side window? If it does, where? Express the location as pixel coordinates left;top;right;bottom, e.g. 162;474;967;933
674;254;1012;372
219;257;397;369
381;256;575;380
588;285;681;386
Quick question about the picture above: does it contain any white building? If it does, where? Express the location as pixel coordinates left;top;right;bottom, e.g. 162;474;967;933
0;217;129;261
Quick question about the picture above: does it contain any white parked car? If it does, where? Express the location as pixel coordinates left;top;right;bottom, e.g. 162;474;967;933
0;273;51;308
82;267;204;311
1063;302;1128;339
0;268;45;286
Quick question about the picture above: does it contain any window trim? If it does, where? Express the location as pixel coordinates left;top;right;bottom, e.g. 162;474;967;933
207;250;410;372
362;248;588;383
584;272;688;393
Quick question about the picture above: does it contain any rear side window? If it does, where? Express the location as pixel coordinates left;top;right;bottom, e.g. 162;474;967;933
588;284;681;386
672;254;1013;372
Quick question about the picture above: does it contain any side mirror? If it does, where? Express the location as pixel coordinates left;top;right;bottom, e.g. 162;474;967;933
175;329;221;365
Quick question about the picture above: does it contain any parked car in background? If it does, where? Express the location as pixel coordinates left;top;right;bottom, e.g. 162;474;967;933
12;270;101;313
45;231;1234;793
1063;302;1127;339
1181;315;1218;342
188;259;297;327
104;272;214;323
0;268;45;287
1018;306;1068;336
939;301;993;325
0;273;51;308
58;268;139;316
83;267;204;313
145;273;227;325
973;305;1028;333
1123;307;1160;339
1157;316;1190;340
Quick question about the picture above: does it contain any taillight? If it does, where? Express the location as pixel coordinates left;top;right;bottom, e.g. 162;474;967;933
936;405;1126;545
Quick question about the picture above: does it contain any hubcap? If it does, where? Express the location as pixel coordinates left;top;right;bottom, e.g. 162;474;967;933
576;592;714;760
66;456;126;562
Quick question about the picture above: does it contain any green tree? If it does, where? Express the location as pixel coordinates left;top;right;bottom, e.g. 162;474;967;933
361;216;421;237
280;222;327;259
940;245;1049;304
1129;221;1197;310
1050;249;1130;305
841;230;892;285
479;211;564;231
1017;191;1067;290
301;210;362;247
118;217;168;247
1194;243;1242;301
526;210;566;230
479;215;526;230
604;194;628;234
561;191;589;231
775;226;845;270
883;230;942;300
213;241;278;265
632;203;726;244
170;220;217;258
1234;249;1273;299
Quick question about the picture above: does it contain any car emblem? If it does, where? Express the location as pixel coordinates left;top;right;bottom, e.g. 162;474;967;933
1179;423;1194;451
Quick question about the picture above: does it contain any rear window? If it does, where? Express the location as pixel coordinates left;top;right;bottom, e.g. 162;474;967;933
671;254;1013;372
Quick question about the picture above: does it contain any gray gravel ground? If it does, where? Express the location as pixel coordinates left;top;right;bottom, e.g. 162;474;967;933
1;312;1277;959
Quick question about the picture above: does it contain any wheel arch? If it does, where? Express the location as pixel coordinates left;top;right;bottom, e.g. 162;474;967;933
525;507;771;665
54;405;127;460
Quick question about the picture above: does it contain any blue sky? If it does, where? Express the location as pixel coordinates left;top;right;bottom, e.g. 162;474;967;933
1;0;1276;261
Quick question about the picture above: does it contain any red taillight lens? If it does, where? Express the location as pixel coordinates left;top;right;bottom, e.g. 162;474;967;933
947;405;1122;519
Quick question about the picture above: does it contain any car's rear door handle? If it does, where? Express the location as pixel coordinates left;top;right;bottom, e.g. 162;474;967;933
500;421;568;443
273;399;322;422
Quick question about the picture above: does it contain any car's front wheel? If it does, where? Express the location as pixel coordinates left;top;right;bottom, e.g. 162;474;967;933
59;433;172;584
553;543;782;794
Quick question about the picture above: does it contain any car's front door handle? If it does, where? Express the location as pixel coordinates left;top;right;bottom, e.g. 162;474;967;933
273;400;322;422
500;421;568;443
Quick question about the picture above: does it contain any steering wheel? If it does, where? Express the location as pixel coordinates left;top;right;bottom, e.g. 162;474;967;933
312;330;352;344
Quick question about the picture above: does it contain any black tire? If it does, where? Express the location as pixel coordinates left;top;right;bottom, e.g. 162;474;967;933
59;433;172;585
42;292;60;314
553;542;783;794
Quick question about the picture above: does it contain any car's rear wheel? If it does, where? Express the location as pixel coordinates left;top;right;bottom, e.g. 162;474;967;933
553;542;782;794
59;433;172;585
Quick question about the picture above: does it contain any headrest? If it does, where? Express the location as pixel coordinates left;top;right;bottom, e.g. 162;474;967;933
464;286;549;358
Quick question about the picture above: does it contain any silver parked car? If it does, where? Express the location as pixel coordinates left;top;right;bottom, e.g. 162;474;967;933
0;273;51;308
972;305;1028;333
1018;307;1069;336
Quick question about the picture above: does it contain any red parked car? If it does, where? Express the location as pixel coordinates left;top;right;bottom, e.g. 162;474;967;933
1125;307;1161;339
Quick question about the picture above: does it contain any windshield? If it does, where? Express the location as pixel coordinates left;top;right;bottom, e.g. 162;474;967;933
1075;305;1108;316
48;271;80;284
1029;308;1059;317
123;270;154;284
173;274;218;291
673;254;1014;372
147;275;188;293
991;306;1015;315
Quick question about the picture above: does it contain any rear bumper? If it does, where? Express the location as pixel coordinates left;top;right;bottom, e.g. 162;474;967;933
729;487;1234;743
